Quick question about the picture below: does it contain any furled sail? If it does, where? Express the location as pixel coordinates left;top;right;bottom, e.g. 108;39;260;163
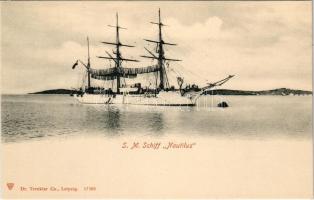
90;65;160;81
123;65;160;75
91;74;137;80
91;75;117;81
90;67;116;76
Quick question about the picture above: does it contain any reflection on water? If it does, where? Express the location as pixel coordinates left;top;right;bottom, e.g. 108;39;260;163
106;108;121;133
149;113;164;133
1;94;312;143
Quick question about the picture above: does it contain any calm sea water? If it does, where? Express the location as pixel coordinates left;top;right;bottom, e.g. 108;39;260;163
1;94;312;143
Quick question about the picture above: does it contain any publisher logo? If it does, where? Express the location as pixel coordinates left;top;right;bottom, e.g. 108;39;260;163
7;183;14;190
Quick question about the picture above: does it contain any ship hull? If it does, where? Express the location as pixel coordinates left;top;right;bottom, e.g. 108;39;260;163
74;91;195;106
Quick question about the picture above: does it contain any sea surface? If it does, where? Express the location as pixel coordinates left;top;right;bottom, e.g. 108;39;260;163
1;94;312;143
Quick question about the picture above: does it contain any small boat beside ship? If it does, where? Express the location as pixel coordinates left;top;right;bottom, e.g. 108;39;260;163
71;9;234;106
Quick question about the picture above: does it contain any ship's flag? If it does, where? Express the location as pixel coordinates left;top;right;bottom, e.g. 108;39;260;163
72;60;78;69
7;183;14;190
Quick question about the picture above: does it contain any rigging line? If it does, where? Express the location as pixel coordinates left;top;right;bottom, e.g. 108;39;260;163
168;70;179;80
173;62;208;82
168;66;182;77
123;76;126;87
76;70;82;89
155;71;158;89
144;73;151;87
81;71;87;91
173;62;197;76
164;71;170;88
171;66;195;81
150;73;155;86
166;66;176;84
162;31;174;44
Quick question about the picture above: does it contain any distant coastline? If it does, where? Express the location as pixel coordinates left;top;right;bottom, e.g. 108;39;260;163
29;89;74;95
203;88;312;96
29;88;312;96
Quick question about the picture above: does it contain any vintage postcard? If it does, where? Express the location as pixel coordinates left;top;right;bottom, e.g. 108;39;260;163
1;1;313;199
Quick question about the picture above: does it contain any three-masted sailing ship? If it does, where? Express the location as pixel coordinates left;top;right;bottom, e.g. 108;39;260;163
71;9;234;106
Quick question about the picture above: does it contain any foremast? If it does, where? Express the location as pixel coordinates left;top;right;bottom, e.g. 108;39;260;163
142;9;181;90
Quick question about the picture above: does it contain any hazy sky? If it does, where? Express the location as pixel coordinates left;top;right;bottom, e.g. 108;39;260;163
1;1;312;94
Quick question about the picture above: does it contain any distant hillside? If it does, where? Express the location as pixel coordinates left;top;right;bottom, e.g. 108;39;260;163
29;89;74;94
30;88;312;96
203;88;312;96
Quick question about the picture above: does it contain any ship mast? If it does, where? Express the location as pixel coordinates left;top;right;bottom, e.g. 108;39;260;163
115;13;121;93
87;37;91;89
142;8;181;90
73;37;91;90
157;9;165;89
98;13;138;93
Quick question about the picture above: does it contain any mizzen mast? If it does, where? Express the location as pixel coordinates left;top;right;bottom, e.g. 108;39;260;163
87;37;91;89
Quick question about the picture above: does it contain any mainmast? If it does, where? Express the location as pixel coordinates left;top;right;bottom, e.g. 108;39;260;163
115;13;121;93
157;9;165;90
142;8;181;90
98;13;138;93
